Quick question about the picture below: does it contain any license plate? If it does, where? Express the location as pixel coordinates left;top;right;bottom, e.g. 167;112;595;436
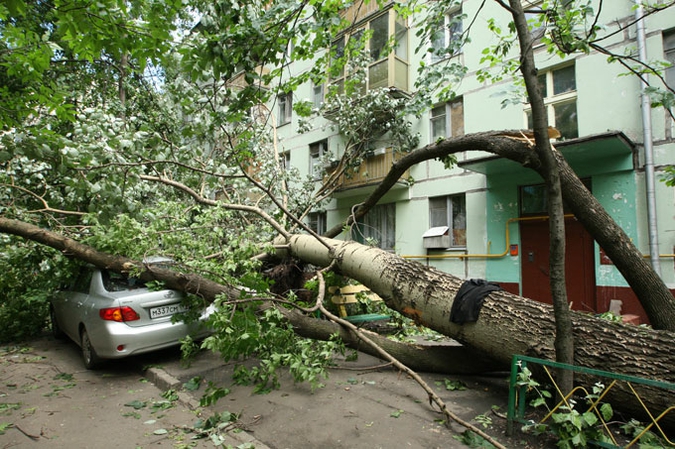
149;304;186;319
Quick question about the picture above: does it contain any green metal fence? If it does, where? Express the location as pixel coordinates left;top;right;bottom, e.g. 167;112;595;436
507;354;675;447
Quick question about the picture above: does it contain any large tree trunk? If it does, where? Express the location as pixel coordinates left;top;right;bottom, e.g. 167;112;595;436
324;132;675;331
279;234;675;425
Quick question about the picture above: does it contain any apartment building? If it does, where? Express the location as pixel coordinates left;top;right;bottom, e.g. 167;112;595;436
270;1;675;323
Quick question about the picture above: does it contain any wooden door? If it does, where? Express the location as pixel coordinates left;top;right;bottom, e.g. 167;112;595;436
520;218;597;313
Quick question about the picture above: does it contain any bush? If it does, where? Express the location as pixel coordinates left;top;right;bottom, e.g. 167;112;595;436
0;290;49;343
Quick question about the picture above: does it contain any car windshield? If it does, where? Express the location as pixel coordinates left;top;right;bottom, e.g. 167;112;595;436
101;270;147;292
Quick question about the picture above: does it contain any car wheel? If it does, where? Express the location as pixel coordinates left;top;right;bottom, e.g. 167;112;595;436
50;306;66;340
81;328;102;370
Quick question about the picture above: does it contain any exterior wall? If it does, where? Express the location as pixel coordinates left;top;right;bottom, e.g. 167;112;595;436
272;0;675;321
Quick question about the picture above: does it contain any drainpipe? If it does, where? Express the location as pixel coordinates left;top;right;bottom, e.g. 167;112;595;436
636;0;662;275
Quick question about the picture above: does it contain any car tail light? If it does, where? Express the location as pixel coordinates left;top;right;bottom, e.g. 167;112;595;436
99;306;140;322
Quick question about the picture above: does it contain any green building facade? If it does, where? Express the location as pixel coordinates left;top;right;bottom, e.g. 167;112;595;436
272;1;675;323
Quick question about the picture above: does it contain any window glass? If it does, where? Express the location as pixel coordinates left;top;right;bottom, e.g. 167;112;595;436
312;83;324;109
369;60;388;89
430;105;447;141
394;17;408;60
354;203;396;251
554;101;578;139
665;31;675;90
450;97;464;137
429;196;447;227
281;151;291;170
537;73;547;98
72;268;93;293
552;65;576;95
309;140;327;179
520;184;547;215
308;212;327;235
428;195;466;247
431;10;462;63
525;65;576;139
278;93;292;125
102;270;146;292
370;14;389;61
451;195;466;246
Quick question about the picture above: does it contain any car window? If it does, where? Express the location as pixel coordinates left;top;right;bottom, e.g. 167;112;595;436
101;270;147;292
71;268;93;293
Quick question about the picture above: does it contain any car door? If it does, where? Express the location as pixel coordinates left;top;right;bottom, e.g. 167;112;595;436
53;267;93;342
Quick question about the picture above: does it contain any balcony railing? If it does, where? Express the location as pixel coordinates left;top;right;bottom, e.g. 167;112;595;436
327;147;410;191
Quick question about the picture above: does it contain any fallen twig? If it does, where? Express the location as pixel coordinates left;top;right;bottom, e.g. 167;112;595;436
14;424;40;441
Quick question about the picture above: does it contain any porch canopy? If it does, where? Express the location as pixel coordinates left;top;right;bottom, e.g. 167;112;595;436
458;131;636;177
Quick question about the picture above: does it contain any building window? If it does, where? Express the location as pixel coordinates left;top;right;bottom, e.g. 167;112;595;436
353;203;396;251
520;179;590;215
312;83;324;110
308;212;327;235
429;195;466;247
309;140;328;180
278;93;292;126
330;9;408;94
280;151;291;171
525;64;578;140
430;97;464;142
665;31;675;92
430;9;463;63
283;41;294;65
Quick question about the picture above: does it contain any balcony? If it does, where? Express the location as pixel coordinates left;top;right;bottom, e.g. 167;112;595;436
325;147;410;196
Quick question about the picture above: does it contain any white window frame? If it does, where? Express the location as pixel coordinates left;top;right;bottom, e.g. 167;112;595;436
280;151;291;171
278;93;292;126
430;7;463;64
430;97;464;143
524;64;578;140
308;212;327;235
312;83;324;110
309;140;328;180
330;8;409;94
429;194;466;248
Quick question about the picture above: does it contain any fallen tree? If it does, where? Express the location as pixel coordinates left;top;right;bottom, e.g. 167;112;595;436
2;216;674;426
278;234;675;426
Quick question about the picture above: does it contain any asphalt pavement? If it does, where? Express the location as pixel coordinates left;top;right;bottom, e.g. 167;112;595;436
1;334;546;448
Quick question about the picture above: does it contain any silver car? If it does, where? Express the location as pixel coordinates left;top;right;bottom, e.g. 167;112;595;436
50;260;214;369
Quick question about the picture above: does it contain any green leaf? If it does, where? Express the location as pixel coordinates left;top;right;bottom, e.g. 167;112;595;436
0;422;12;435
124;400;147;410
390;409;404;418
599;403;613;421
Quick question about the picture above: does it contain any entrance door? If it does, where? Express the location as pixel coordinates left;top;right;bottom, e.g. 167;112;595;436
520;217;597;313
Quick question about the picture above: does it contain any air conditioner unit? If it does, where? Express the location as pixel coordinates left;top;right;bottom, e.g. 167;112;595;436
372;147;387;156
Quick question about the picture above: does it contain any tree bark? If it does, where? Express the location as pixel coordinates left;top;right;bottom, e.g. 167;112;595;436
508;0;574;395
324;131;675;332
